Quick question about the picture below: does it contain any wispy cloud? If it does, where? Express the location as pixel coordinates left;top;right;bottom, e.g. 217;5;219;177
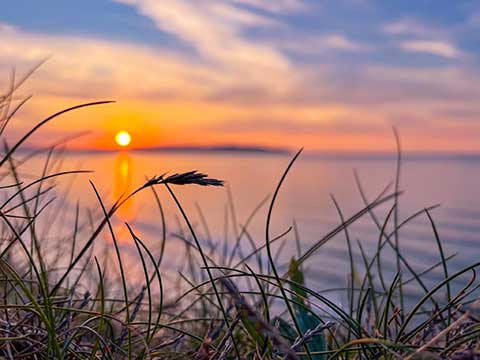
321;35;370;52
383;19;443;37
399;40;462;58
383;18;464;59
229;0;305;14
0;24;220;99
113;0;297;80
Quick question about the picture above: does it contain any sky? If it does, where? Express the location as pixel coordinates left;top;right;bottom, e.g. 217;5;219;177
0;0;479;152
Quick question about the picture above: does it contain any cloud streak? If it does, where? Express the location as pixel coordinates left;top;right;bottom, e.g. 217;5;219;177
383;19;444;37
399;40;462;58
113;0;294;81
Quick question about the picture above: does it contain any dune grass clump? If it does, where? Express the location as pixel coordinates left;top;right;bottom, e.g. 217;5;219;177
0;69;479;359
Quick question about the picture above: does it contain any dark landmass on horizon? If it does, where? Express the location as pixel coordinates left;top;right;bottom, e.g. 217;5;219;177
137;145;291;154
19;144;291;155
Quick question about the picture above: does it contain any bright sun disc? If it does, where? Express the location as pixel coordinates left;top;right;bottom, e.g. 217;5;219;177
115;131;131;147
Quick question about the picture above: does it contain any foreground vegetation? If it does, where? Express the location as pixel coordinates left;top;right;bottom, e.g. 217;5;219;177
0;70;479;359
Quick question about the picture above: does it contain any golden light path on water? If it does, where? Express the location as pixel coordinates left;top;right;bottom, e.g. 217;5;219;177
113;151;135;242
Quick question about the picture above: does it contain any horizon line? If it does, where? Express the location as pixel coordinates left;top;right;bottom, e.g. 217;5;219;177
15;144;480;161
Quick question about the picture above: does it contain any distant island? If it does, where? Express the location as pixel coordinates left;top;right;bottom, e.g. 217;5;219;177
18;144;292;155
136;145;291;154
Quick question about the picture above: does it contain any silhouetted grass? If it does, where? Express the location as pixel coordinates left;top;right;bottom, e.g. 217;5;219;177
0;68;479;359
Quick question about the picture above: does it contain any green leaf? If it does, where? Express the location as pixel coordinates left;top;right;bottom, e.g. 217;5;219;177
289;258;307;305
238;307;267;349
289;258;327;360
274;316;298;342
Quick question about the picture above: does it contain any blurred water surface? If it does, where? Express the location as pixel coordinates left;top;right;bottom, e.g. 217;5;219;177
16;150;480;300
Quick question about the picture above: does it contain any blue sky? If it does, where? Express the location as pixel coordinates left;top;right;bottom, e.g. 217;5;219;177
0;0;479;151
3;0;477;60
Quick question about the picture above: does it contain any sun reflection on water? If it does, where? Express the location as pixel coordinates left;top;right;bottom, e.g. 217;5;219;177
114;152;135;236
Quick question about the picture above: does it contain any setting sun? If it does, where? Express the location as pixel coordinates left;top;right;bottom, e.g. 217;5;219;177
115;131;131;147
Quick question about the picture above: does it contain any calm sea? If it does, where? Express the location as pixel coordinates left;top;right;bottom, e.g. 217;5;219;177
14;150;480;300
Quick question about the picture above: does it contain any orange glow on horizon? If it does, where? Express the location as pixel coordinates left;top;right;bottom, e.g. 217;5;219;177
7;94;480;154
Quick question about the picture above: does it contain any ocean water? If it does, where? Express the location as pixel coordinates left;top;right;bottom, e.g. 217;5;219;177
8;150;480;300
